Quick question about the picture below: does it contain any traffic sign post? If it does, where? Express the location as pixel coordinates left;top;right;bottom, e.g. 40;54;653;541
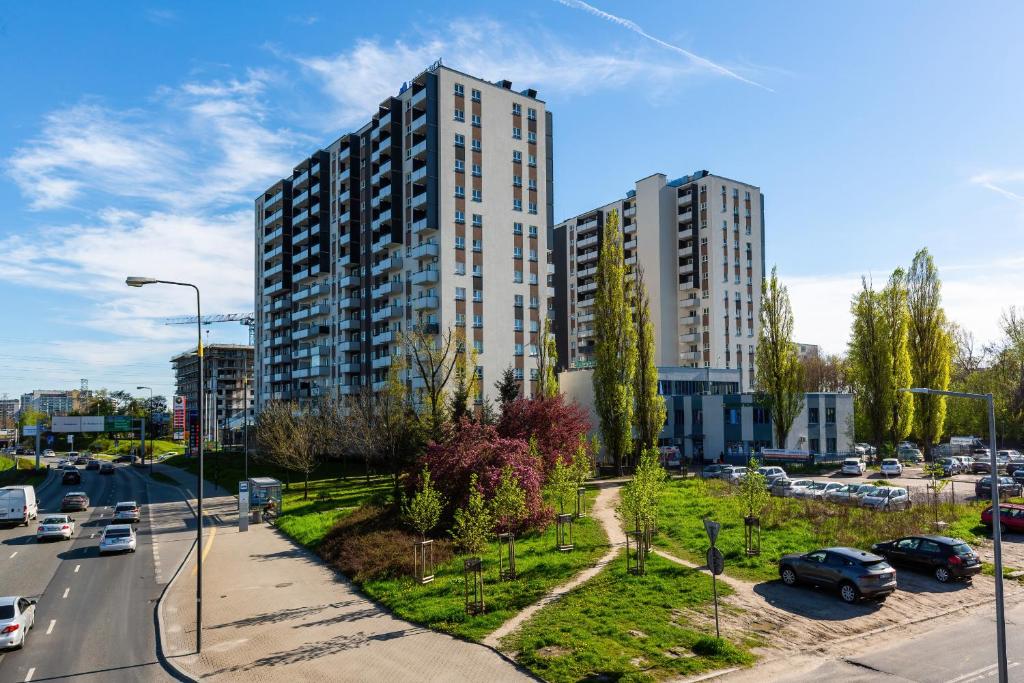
703;518;724;639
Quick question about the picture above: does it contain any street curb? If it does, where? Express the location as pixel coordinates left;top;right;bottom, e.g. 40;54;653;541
672;667;741;683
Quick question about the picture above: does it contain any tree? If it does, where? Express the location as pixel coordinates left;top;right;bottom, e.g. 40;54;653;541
406;324;461;440
494;366;521;412
907;248;953;457
492;465;527;538
497;394;592;475
451;473;492;556
738;457;770;519
449;336;479;422
253;400;322;499
755;267;805;448
801;353;851;393
592;209;637;474
633;266;666;453
881;269;914;450
404;467;445;541
547;456;576;515
849;278;889;448
535;317;559;399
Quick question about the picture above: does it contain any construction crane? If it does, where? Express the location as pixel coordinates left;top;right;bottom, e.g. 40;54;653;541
164;313;255;344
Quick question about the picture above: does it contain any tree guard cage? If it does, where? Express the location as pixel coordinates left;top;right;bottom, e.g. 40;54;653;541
626;528;647;576
463;557;485;614
556;513;575;551
497;532;517;581
413;539;434;584
575;486;587;518
744;515;761;556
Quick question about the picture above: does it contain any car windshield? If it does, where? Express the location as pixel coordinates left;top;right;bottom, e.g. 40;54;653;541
844;459;859;465
794;480;813;487
115;504;135;512
0;605;13;619
883;459;898;465
42;517;66;524
105;529;131;538
808;483;827;490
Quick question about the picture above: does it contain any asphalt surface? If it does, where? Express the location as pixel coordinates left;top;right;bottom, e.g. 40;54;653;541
0;457;195;682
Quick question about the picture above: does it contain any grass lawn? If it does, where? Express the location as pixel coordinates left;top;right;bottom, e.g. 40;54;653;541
0;460;48;488
501;551;754;682
656;478;990;583
356;490;607;642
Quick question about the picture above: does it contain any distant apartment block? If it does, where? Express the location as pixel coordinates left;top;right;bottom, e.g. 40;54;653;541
551;171;765;391
255;62;553;407
171;344;254;444
0;397;19;427
796;342;820;361
19;389;91;416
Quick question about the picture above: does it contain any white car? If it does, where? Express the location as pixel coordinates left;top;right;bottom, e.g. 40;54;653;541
841;458;867;475
0;596;36;650
798;481;846;499
36;514;75;541
880;458;904;477
861;487;911;511
99;524;137;555
775;478;815;497
757;466;788;484
725;466;749;484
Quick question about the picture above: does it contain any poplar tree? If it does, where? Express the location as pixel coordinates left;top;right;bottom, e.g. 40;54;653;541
881;268;914;449
535;317;559;399
754;267;805;447
849;278;888;448
592;209;637;474
907;248;953;456
633;265;666;452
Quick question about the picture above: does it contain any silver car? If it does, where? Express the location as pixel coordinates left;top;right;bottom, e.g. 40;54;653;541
861;487;911;511
36;514;75;541
0;596;36;650
757;466;788;484
113;501;141;525
99;524;137;555
827;483;879;505
775;478;815;497
799;481;846;500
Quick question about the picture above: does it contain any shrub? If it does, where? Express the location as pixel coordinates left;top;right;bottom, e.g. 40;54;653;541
497;395;592;474
451;473;493;555
419;420;551;532
404;467;445;541
692;635;747;663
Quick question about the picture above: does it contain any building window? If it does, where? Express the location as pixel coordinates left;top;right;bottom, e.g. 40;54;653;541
529;344;538;357
472;264;483;277
527;131;537;143
513;150;522;163
528;249;538;261
453;108;465;122
455;312;466;327
454;159;464;172
514;319;523;332
471;163;482;177
455;286;466;300
528;178;537;191
455;236;465;250
471;188;482;202
513;198;523;212
473;314;483;328
454;185;465;198
454;83;464;96
529;295;539;308
527;107;537;120
528;154;536;167
512;102;521;116
454;133;465;147
810;438;820;453
472;213;482;227
528;224;537;237
512;127;522;140
471;138;481;151
528;201;538;214
530;319;540;332
826;407;836;424
471;88;481;102
513;221;523;235
454;210;465;224
513;270;523;283
513;367;524;380
513;175;523;187
473;289;483;302
808;407;819;424
513;246;523;260
472;239;483;252
455;261;466;275
471;114;481;127
473;339;483;353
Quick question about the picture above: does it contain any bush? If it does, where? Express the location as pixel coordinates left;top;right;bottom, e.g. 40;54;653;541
497;395;591;474
691;635;747;663
419;421;551;532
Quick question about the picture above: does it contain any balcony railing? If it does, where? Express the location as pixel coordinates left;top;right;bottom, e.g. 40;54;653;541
372;281;402;298
409;242;439;259
410;269;439;285
262;209;283;227
411;296;439;311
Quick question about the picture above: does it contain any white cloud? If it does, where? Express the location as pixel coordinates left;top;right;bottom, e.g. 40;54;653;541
970;170;1024;203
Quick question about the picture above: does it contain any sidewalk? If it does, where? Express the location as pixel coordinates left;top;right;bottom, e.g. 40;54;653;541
151;463;533;682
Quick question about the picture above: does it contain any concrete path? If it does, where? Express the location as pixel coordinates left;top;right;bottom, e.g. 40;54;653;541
152;463;532;682
483;482;625;648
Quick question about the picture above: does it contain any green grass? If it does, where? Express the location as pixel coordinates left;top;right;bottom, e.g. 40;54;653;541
358;496;607;642
501;551;754;682
0;457;13;474
0;460;48;488
656;478;989;583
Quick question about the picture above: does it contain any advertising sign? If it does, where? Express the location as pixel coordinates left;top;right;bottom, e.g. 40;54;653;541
759;449;812;463
80;416;105;432
52;416;82;433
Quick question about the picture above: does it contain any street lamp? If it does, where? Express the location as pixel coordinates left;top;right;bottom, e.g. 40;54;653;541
137;386;153;474
126;276;205;654
901;386;1006;682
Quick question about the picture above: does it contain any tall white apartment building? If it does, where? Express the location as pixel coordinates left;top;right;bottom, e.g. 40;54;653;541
255;62;553;407
551;171;765;391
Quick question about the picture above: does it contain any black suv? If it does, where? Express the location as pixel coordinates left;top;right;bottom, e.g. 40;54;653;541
61;469;82;485
779;547;897;603
871;535;982;583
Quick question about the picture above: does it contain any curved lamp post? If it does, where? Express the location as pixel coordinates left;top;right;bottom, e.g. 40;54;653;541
126;276;205;654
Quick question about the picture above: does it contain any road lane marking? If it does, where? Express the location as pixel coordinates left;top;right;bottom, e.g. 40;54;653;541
46;619;55;635
9;551;17;558
950;661;1020;683
90;533;95;538
62;588;69;599
191;526;217;576
74;564;80;573
24;667;35;682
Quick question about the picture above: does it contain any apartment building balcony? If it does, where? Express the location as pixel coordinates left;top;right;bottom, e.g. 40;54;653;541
678;192;693;207
292;345;331;360
577;235;598;249
293;168;310;189
264;226;284;244
293;325;330;341
265;190;283;211
678;208;693;222
293;208;311;229
409;165;428;184
412;295;439;311
680;351;701;361
625;255;637;266
576;265;597;279
578;282;597;294
371;209;393;232
410;269;439;285
409;242;439;260
407;139;427;160
371;185;392;210
578;250;598;264
372;380;388;392
372;330;394;346
411;88;427;107
576;312;594;323
409;191;427;210
271;371;291;382
578;328;594;338
338;362;361;374
372;281;402;298
624;238;638;251
338;294;362;309
292;282;330;303
340;384;360;395
293;188;310;209
623;221;637;234
338;318;361;332
271;298;289;312
371;306;399;323
293;265;321;285
293;243;321;265
291;304;329;322
679;296;699;309
262;208;283;228
339;167;351;182
370;161;392;186
337;188;351;206
577;218;598;234
411;218;436;236
679;332;699;343
372;355;392;370
293;227;314;247
678;245;693;258
265;352;286;364
264;263;284;279
371;255;402;276
270;314;290;329
269;332;291;346
337;273;360;289
411;112;427;133
264;244;284;261
678;262;694;275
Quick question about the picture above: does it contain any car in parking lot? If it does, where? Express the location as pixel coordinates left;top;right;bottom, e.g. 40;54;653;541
36;514;75;541
113;501;140;524
935;457;961;477
798;481;846;500
855;443;877;457
898;448;924;464
0;596;36;650
60;491;89;512
973;455;1008;474
861;486;911;511
99;524;137;555
772;478;814;497
85;459;100;471
975;476;1022;500
826;483;878;505
61;469;81;485
725;466;749;484
841;458;866;475
982;503;1024;533
756;466;788;484
42;449;55;458
871;535;982;583
701;464;735;480
778;547;897;603
99;462;115;475
880;458;903;477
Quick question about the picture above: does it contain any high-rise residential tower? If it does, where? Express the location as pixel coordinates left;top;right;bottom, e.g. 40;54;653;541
551;171;765;391
255;62;553;408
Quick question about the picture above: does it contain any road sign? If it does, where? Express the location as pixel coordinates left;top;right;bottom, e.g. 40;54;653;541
703;518;721;547
52;416;81;432
47;435;54;445
707;547;725;575
105;415;132;432
21;425;39;437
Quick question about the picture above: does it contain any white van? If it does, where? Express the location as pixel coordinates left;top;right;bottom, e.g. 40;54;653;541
0;486;39;526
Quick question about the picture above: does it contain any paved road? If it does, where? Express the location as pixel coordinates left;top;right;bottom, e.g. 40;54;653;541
0;458;194;682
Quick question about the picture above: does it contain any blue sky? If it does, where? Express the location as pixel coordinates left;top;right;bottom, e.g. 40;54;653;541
1;1;1022;402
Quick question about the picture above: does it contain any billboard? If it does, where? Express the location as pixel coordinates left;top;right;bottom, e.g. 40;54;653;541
21;425;40;437
52;416;82;432
105;415;133;432
80;416;105;432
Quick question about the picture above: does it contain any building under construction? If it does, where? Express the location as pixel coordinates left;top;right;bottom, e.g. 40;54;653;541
170;344;254;446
